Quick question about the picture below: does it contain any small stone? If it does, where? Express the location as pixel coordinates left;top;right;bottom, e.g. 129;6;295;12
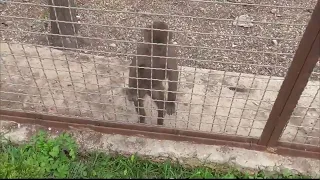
233;15;254;28
48;127;52;131
272;39;278;46
5;20;13;25
109;43;116;47
76;15;80;20
270;9;277;14
0;0;7;4
172;41;177;45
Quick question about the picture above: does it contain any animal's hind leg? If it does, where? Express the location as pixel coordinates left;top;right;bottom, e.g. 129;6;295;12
133;90;147;123
150;84;165;125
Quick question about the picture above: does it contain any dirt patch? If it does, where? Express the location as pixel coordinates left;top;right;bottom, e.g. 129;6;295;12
0;0;319;79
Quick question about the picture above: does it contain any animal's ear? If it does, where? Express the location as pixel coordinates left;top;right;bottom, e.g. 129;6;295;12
143;25;152;42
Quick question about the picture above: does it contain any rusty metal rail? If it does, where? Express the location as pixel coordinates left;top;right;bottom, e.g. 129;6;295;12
1;109;319;159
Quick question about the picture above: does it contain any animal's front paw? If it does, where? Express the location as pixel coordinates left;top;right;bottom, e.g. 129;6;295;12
165;102;175;115
126;88;138;102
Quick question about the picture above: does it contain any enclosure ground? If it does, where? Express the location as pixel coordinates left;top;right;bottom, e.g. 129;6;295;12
0;120;319;178
1;0;319;79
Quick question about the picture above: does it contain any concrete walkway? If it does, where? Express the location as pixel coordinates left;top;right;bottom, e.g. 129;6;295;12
0;42;319;145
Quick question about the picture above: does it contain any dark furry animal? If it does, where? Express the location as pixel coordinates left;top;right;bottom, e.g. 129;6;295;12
127;21;178;125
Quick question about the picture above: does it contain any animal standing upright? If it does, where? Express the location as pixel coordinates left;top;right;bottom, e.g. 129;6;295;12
127;21;179;125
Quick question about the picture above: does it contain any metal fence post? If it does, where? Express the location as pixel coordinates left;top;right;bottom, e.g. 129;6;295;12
258;0;320;147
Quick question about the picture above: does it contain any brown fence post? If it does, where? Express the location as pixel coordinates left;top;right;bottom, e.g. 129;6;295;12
48;0;79;49
258;1;320;147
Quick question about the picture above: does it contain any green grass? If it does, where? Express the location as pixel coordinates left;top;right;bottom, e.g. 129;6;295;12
0;131;315;179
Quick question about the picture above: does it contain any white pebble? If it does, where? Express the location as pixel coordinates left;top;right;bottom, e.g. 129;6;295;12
109;43;116;47
48;127;52;131
0;0;7;4
5;20;13;25
270;9;277;14
272;39;278;46
232;15;254;28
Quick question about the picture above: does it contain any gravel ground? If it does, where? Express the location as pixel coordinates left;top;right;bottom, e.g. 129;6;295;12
0;0;319;79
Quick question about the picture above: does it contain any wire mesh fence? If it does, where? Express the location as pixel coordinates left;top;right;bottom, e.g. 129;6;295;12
0;0;319;145
280;64;320;147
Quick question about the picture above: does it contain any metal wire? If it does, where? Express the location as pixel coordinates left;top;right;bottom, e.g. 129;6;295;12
0;0;318;140
280;73;320;147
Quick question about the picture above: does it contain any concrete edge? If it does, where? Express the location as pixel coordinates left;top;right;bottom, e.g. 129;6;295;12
0;120;319;177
